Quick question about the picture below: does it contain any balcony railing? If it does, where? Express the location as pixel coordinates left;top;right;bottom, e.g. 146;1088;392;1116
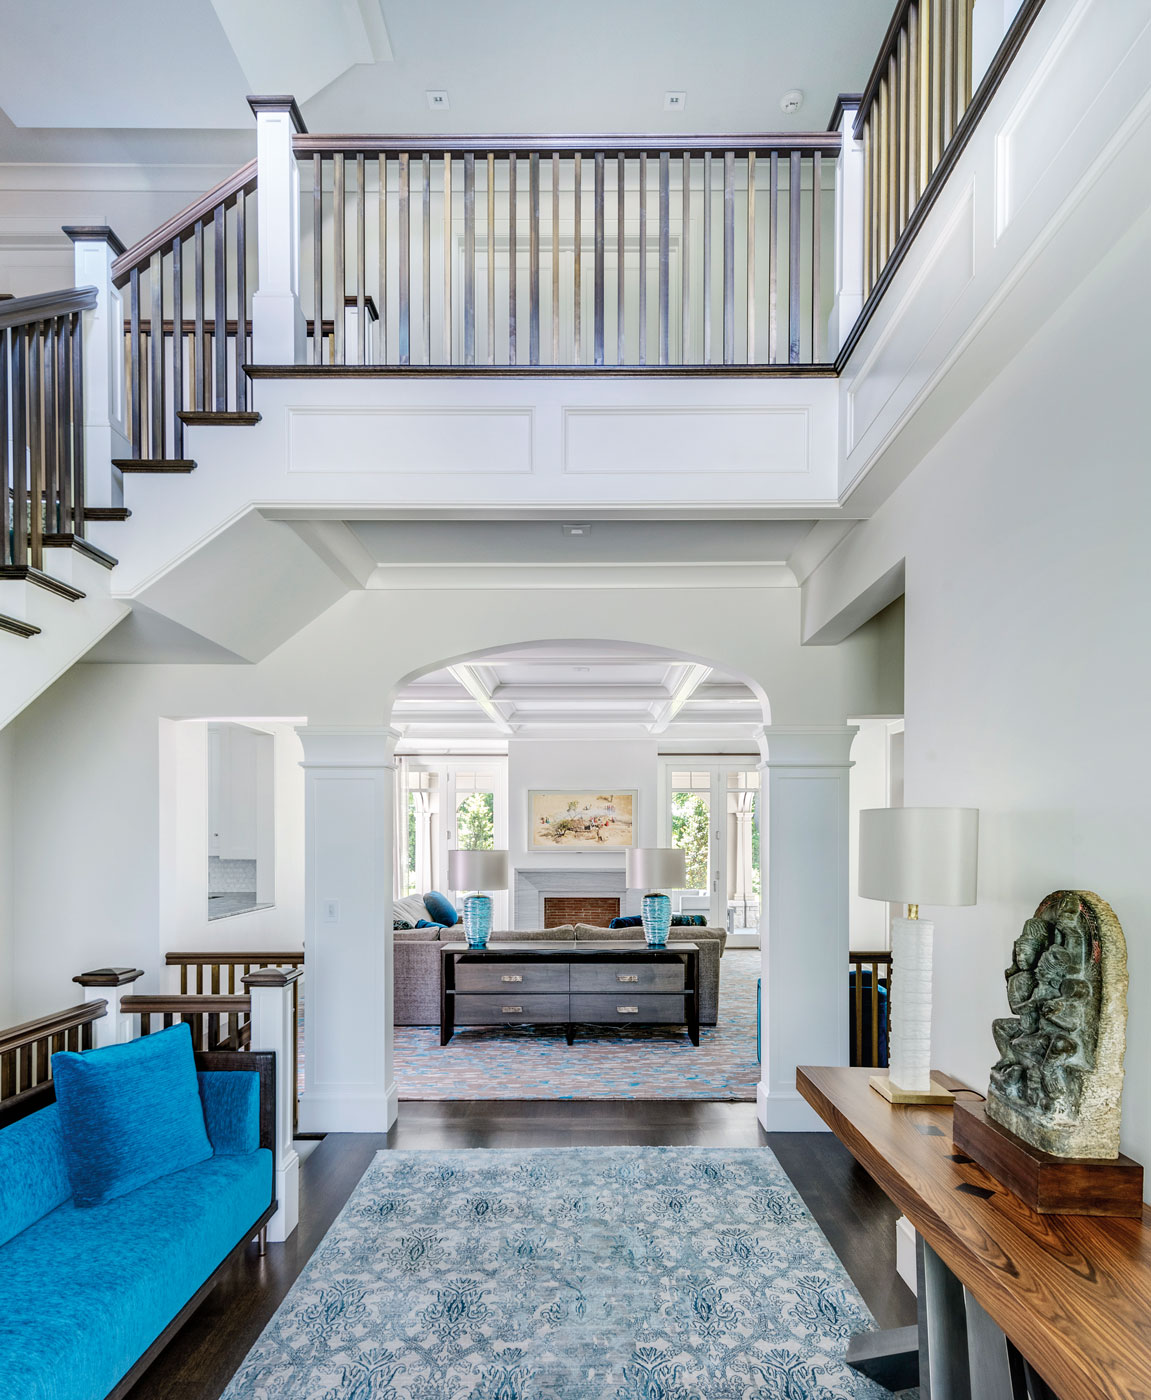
1;287;95;572
295;135;840;371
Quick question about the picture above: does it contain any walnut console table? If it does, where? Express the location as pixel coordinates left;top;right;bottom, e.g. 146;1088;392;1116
798;1065;1151;1400
440;941;699;1046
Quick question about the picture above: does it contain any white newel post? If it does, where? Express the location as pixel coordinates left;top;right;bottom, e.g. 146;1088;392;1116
827;98;864;358
243;967;302;1242
296;726;398;1133
63;227;129;509
756;726;857;1131
72;967;145;1047
249;95;308;366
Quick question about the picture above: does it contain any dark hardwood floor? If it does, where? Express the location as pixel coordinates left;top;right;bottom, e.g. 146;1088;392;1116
125;1101;915;1399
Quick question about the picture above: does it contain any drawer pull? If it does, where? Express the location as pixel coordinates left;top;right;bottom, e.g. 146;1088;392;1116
617;1005;639;1014
501;975;523;983
501;1005;523;1013
617;974;639;983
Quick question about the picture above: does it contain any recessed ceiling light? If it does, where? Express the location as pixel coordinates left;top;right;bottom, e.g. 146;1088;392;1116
573;666;591;673
426;90;449;111
664;91;686;112
562;523;591;537
779;89;804;115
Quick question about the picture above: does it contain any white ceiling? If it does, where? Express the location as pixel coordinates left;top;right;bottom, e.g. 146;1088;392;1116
0;0;892;162
393;641;764;741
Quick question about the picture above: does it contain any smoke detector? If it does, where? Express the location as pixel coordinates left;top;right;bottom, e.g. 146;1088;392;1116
779;89;804;115
562;523;591;538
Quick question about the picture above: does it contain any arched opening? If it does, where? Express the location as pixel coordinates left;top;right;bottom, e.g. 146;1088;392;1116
381;636;772;1107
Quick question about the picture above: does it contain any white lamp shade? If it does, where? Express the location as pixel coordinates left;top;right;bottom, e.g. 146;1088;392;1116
447;848;508;891
626;847;687;890
858;807;978;906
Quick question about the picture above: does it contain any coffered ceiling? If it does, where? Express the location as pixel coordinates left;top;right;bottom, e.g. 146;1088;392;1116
392;641;764;741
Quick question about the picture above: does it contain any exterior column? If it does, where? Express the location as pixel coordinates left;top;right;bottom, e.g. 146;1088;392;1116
296;726;398;1133
243;967;302;1241
827;97;864;357
756;726;857;1131
72;967;145;1047
249;95;307;365
63;227;129;509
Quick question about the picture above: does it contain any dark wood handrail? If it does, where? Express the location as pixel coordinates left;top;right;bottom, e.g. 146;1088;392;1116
165;951;302;965
849;951;893;965
0;1000;107;1053
0;286;97;330
111;158;257;285
121;994;251;1014
295;132;842;157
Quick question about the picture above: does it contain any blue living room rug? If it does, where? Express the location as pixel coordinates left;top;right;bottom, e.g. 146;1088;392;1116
222;1146;891;1400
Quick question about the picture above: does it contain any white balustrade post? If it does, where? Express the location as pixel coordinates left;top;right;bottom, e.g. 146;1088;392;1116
71;967;145;1047
295;726;398;1133
827;98;864;358
756;726;857;1130
63;227;129;510
243;967;302;1242
249;96;307;365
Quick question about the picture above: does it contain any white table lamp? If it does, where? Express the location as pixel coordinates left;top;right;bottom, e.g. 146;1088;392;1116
858;807;978;1104
625;847;687;947
447;848;508;949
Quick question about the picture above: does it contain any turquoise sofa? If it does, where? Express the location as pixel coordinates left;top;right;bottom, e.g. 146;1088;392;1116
0;1044;275;1400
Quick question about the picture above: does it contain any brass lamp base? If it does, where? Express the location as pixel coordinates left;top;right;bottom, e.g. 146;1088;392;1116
869;1074;956;1106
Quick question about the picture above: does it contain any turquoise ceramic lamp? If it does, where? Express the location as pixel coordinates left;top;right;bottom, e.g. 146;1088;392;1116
625;848;688;948
447;849;509;949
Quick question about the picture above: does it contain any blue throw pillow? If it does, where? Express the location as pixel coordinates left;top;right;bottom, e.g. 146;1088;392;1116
423;890;458;927
609;916;644;929
51;1023;213;1207
415;919;445;929
671;914;707;926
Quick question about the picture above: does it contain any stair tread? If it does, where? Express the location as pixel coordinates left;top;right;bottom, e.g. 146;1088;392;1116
177;411;261;426
43;534;118;569
84;507;132;521
0;566;86;601
113;459;196;473
0;614;41;638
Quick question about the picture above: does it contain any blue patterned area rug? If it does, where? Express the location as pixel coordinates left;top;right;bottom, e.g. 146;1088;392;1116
222;1146;889;1400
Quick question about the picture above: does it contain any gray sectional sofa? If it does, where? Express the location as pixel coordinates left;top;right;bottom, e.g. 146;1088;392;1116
394;922;727;1028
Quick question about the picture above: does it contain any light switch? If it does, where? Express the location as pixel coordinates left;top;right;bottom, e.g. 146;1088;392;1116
323;900;339;923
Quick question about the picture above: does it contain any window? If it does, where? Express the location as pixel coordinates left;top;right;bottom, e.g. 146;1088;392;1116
670;771;712;891
454;770;496;851
397;758;507;915
662;760;762;936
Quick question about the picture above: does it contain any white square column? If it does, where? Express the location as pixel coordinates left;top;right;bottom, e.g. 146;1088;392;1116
296;726;398;1133
249;95;307;366
756;725;857;1131
63;226;130;509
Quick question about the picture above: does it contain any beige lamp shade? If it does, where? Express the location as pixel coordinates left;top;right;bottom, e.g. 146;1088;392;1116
626;847;687;891
858;807;978;906
447;848;509;891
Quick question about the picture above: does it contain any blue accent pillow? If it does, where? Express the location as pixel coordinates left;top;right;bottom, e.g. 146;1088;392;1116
51;1023;213;1207
423;890;458;927
609;916;644;929
0;1105;72;1246
672;914;707;926
415;919;445;929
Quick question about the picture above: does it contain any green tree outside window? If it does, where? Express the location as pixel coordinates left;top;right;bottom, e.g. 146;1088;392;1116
456;791;495;850
671;792;710;889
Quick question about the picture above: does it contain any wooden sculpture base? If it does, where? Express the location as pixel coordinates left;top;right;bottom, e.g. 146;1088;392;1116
953;1098;1144;1216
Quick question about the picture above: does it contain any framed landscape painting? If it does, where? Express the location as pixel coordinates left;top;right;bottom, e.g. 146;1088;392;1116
528;791;637;850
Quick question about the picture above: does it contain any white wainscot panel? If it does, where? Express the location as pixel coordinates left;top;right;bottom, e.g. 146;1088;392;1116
846;188;975;453
288;406;534;474
561;406;811;476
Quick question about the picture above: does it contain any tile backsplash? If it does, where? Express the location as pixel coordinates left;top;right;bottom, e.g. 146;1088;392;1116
208;856;257;894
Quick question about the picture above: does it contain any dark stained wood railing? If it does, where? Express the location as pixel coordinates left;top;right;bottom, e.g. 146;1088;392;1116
121;993;252;1052
0;1000;105;1116
856;0;974;298
849;951;892;1068
1;287;96;575
294;134;840;370
165;950;303;1128
110;160;257;465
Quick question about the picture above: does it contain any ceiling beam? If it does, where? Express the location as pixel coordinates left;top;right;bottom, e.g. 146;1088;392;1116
491;683;672;702
650;664;713;734
448;664;515;734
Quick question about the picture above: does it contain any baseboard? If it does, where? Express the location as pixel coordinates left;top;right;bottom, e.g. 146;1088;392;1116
895;1215;918;1294
297;1082;399;1134
757;1083;829;1132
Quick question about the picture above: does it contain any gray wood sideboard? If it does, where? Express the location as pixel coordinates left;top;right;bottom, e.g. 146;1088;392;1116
439;940;700;1046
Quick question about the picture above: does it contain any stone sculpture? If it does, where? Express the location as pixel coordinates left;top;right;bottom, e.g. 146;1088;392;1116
987;890;1128;1159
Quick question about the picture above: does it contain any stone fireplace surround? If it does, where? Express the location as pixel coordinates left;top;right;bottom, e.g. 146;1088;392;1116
514;867;644;930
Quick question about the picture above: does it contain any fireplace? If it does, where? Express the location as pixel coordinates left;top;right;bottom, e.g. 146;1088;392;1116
543;896;621;928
